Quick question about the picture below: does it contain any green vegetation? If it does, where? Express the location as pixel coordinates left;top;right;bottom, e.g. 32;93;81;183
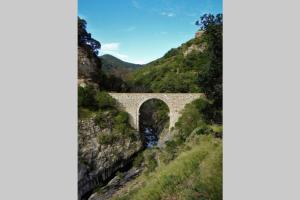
196;14;223;119
113;135;222;200
143;150;158;175
78;86;137;145
78;17;101;55
78;13;223;200
132;152;144;168
139;99;170;134
101;54;141;79
127;37;206;93
78;85;98;111
128;13;223;123
95;91;117;109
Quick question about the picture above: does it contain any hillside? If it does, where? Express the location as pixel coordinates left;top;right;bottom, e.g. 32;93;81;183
79;13;223;200
127;31;207;93
101;54;142;79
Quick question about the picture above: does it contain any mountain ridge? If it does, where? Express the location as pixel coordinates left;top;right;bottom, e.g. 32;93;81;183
100;54;142;79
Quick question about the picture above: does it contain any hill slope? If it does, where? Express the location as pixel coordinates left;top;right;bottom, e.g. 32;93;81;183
101;54;142;79
127;31;207;93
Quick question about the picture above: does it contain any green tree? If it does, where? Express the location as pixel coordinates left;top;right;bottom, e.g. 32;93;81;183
196;14;223;122
78;17;101;55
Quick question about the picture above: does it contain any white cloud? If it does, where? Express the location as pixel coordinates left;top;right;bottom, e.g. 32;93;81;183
101;43;129;60
102;50;129;60
110;52;129;59
160;31;168;35
161;12;175;17
101;43;120;51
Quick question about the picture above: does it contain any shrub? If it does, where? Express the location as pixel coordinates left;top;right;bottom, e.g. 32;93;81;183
116;171;125;179
114;135;222;200
132;153;144;168
175;98;212;141
97;133;116;145
144;151;158;175
115;111;129;124
114;123;127;134
78;107;94;119
95;109;117;129
78;86;98;110
194;124;214;136
95;91;116;109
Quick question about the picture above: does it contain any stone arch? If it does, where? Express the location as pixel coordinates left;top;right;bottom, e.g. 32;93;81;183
108;93;204;131
136;97;170;131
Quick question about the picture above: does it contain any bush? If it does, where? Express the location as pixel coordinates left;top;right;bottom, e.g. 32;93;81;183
78;107;94;119
114;123;128;134
174;98;215;141
98;133;116;145
132;153;144;168
194;124;214;136
115;111;129;124
78;86;98;110
95;91;116;109
144;151;158;175
95;109;117;129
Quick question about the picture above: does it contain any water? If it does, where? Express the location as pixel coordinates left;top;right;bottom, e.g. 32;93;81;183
143;127;158;148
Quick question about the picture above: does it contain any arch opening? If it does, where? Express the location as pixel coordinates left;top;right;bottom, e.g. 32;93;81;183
138;98;170;148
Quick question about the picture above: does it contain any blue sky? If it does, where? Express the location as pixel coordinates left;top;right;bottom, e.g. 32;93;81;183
78;0;222;64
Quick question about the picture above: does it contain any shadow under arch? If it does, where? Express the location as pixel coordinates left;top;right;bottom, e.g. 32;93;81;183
137;98;170;147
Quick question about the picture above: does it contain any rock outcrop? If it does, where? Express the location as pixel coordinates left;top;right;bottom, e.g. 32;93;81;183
88;167;141;200
78;118;143;200
183;30;206;57
78;46;102;88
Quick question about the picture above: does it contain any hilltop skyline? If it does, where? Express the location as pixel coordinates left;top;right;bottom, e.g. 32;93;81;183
78;0;222;64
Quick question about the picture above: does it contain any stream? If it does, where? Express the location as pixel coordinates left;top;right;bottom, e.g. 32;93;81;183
143;127;158;148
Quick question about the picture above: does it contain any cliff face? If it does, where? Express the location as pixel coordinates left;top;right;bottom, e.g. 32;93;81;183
78;118;143;200
78;46;102;88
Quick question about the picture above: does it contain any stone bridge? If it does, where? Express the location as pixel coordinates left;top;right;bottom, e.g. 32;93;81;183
109;93;203;130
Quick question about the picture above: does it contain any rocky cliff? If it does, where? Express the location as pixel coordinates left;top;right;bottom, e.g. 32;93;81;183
78;118;143;200
78;46;102;88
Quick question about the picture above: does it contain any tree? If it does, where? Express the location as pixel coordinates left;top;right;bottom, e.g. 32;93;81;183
78;17;101;55
196;14;223;122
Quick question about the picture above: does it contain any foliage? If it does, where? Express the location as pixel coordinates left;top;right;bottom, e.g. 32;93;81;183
78;17;101;55
95;91;116;109
115;111;129;124
78;86;137;144
132;152;144;168
196;14;223;117
94;109;116;130
127;36;207;93
100;73;130;92
175;98;212;140
143;150;158;175
113;135;222;200
98;133;117;145
78;86;98;111
161;140;178;164
101;54;141;79
78;107;94;119
139;99;170;136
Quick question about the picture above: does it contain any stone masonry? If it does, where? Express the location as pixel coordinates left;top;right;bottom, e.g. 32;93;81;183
109;93;203;130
